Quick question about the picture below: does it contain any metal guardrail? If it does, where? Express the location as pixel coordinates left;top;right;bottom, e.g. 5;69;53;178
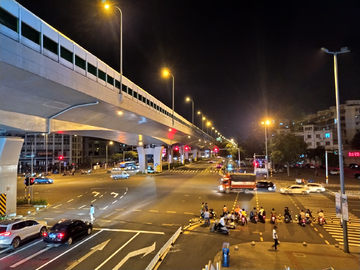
145;226;182;270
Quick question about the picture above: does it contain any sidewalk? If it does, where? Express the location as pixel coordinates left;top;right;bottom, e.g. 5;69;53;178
212;242;360;270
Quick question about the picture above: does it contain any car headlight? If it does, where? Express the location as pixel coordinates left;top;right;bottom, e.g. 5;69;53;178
219;185;223;191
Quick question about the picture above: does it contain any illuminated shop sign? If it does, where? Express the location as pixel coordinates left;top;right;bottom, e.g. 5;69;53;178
348;152;360;157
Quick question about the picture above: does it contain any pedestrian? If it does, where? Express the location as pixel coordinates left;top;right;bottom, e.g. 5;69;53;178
272;226;279;251
204;202;209;212
222;205;228;217
203;209;210;226
90;204;95;223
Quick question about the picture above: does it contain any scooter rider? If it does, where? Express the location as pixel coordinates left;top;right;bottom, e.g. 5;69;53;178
258;206;265;222
250;207;257;222
284;207;292;221
299;209;306;223
318;210;327;224
241;208;248;224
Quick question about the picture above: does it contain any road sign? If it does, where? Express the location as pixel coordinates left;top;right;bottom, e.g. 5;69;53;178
342;194;349;221
335;193;341;218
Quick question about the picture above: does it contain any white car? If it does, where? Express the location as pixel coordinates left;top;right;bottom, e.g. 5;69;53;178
329;169;340;175
306;183;326;193
111;171;130;179
0;219;47;249
280;185;310;195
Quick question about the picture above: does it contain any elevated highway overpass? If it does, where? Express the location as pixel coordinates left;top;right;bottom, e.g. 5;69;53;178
0;0;222;216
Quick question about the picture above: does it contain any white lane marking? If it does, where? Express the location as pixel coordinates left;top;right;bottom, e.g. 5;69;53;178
78;205;86;209
52;204;62;209
185;212;194;215
93;228;165;235
133;209;141;212
35;230;103;270
44;218;54;220
0;247;11;254
101;206;108;210
149;210;159;213
65;239;111;270
77;195;83;198
94;232;140;270
11;246;53;268
0;240;43;260
91;199;96;203
120;196;124;199
67;199;74;202
113;242;156;270
112;200;117;204
99;195;103;198
167;211;176;214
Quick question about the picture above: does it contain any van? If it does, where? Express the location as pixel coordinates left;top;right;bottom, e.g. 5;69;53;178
111;171;130;179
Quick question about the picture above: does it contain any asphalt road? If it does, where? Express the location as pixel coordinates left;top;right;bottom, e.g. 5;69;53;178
1;161;358;270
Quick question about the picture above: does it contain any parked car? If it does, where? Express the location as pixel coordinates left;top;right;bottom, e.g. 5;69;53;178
33;176;54;184
43;219;92;245
111;171;130;179
216;163;222;169
329;169;340;175
354;172;360;179
208;160;214;163
280;185;310;195
305;183;326;193
0;219;47;249
256;180;276;191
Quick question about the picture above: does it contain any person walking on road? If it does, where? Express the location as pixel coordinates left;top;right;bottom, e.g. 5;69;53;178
90;204;95;223
272;226;279;251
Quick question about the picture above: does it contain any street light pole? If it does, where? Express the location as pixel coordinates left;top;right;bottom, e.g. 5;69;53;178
162;69;175;125
262;120;270;179
186;97;194;124
322;46;350;253
104;4;122;95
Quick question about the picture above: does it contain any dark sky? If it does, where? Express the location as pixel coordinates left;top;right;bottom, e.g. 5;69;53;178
17;0;360;140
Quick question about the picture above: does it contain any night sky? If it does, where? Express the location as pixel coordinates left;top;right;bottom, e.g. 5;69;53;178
16;0;360;140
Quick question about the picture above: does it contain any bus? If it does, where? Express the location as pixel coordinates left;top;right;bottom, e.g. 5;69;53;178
119;161;137;170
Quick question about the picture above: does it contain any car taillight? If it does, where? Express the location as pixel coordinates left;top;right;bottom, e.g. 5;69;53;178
0;231;11;236
58;233;65;239
43;232;48;237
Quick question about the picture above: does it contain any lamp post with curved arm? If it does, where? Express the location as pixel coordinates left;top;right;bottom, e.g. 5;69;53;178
321;46;350;253
162;68;174;125
104;4;123;95
186;97;194;124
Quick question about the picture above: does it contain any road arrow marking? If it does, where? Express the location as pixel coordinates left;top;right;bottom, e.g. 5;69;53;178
65;239;111;270
113;242;156;270
92;191;100;197
111;192;119;198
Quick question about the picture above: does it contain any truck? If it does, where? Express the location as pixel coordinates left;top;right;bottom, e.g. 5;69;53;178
218;173;256;193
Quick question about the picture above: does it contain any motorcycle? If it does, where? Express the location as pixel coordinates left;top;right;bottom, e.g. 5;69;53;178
305;216;312;224
210;222;229;235
284;214;291;223
239;215;246;226
318;216;325;226
258;213;266;223
270;214;276;224
299;217;306;227
250;214;258;224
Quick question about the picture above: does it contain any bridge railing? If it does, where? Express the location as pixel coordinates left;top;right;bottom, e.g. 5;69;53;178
0;0;215;142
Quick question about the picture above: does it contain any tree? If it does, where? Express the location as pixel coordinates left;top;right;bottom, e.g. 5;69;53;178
351;131;360;149
270;133;308;176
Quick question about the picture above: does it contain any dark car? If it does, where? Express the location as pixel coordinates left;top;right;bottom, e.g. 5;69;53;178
256;180;276;191
354;172;360;179
43;219;92;245
349;164;359;169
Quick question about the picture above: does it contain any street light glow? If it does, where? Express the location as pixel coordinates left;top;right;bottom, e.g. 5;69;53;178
162;68;170;77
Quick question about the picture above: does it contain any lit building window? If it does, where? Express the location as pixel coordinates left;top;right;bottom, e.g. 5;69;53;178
325;133;330;138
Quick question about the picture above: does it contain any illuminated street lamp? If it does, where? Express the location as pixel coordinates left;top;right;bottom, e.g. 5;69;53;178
321;46;350;253
105;141;113;169
186;97;194;124
211;127;215;137
206;121;211;134
197;111;205;131
162;68;175;124
104;3;123;95
261;120;271;179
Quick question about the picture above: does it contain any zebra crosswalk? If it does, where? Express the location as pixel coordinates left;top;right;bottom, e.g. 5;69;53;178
293;193;360;248
169;169;221;174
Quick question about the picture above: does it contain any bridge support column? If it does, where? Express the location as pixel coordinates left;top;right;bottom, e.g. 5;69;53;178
192;149;198;161
136;146;146;173
185;151;189;162
180;146;185;165
153;146;164;172
168;146;173;164
0;137;24;216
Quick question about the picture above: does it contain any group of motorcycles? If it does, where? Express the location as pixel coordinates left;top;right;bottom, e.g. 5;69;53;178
208;207;328;235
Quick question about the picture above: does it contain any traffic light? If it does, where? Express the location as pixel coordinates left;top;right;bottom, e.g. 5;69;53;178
174;146;179;151
59;155;64;160
184;146;189;151
214;147;219;153
334;150;338;155
30;177;35;185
